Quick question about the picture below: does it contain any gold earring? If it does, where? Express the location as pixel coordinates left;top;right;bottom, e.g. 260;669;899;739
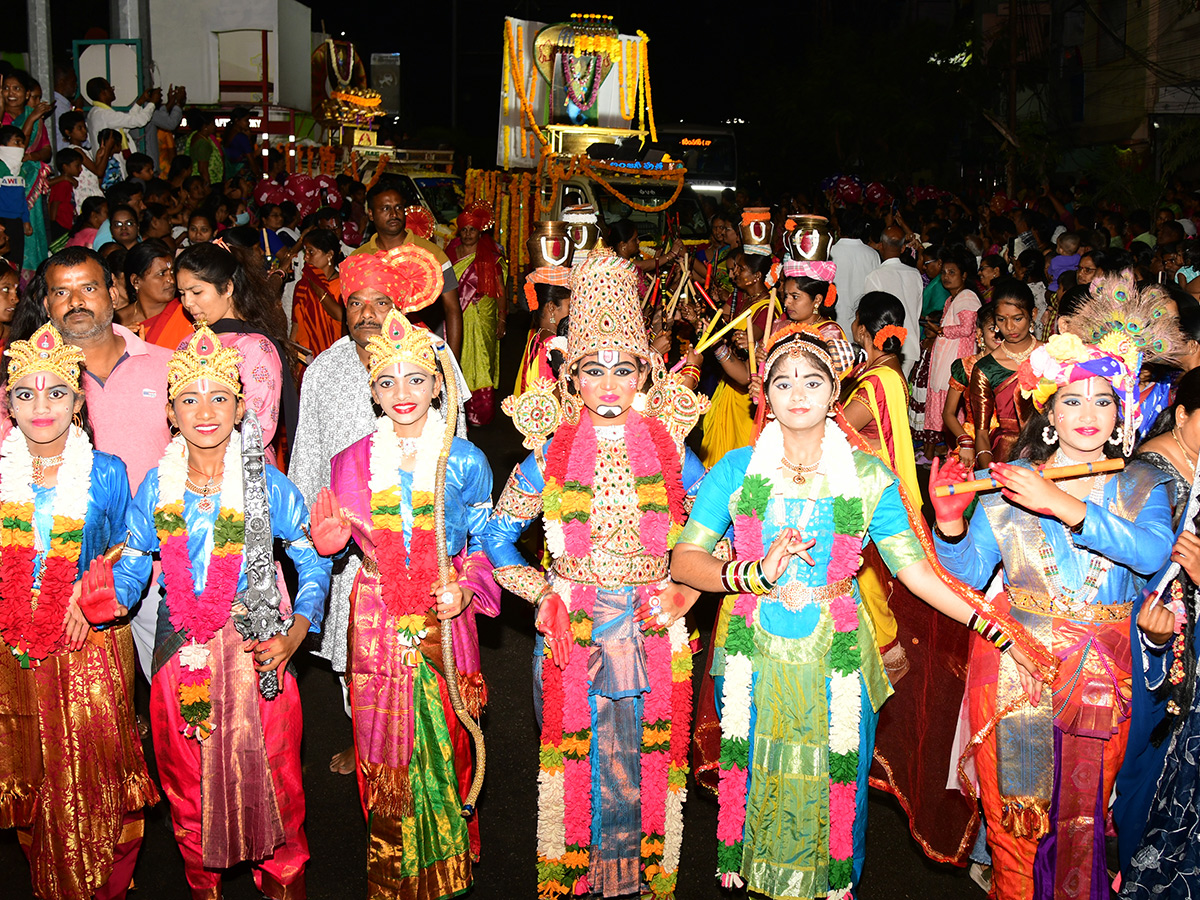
72;413;83;430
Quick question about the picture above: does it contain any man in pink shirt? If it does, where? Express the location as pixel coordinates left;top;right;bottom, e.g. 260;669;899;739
35;246;174;673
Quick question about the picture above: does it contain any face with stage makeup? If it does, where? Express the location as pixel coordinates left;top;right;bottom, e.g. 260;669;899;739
167;378;245;451
371;362;442;437
764;346;837;433
9;371;84;453
1046;376;1119;458
572;350;646;425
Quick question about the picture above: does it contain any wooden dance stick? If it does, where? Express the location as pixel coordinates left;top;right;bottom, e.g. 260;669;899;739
691;278;720;311
746;317;757;373
933;458;1125;497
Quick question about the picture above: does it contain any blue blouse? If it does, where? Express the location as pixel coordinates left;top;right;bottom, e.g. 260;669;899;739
682;446;925;641
112;464;331;633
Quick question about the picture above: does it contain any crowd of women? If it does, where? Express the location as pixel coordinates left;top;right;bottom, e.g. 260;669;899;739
2;84;1200;899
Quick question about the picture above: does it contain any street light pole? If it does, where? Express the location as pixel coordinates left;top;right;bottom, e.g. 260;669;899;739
26;0;52;112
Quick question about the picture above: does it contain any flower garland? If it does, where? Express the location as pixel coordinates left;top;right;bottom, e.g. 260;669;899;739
505;20;548;156
716;420;866;897
637;30;658;143
155;434;245;742
561;52;602;111
536;410;691;899
0;425;91;665
618;35;639;121
368;411;444;641
543;411;685;561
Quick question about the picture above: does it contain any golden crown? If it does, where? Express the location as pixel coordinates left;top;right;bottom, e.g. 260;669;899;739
6;322;86;392
167;325;244;400
366;308;438;383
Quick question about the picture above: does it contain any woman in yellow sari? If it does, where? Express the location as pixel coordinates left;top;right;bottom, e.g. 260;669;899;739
447;202;507;426
844;290;920;656
699;251;772;466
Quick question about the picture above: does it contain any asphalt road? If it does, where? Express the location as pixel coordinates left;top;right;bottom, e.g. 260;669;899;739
0;314;981;899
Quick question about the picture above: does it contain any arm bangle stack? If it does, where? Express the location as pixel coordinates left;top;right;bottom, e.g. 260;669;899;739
967;611;1014;653
720;560;775;596
679;364;701;382
957;434;975;449
714;344;732;362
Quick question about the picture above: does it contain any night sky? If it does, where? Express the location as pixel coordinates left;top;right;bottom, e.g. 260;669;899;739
17;0;981;190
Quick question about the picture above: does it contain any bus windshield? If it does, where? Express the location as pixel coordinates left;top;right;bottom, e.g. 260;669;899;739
657;128;737;191
592;183;708;245
409;176;463;224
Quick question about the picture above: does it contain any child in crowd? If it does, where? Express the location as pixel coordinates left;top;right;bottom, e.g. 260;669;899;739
47;148;83;240
0;126;30;267
57;111;108;212
1046;230;1080;291
126;152;155;186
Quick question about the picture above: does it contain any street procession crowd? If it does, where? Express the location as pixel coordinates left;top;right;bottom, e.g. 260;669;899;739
6;53;1200;900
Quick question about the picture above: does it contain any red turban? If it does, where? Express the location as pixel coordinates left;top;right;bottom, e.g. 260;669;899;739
338;246;445;312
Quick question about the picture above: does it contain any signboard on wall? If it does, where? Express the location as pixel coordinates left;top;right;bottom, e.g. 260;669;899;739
371;53;400;115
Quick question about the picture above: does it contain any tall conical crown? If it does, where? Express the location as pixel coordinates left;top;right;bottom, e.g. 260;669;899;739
564;246;650;371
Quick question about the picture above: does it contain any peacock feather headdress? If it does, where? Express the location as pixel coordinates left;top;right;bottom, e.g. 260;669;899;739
1018;269;1185;453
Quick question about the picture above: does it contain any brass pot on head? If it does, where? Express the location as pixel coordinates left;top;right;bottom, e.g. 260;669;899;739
528;221;575;269
783;215;832;262
739;207;774;255
563;204;600;253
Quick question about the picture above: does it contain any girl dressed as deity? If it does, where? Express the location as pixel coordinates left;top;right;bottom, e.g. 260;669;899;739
308;307;498;900
667;323;1037;900
930;270;1180;900
0;323;158;900
112;325;331;900
482;247;707;900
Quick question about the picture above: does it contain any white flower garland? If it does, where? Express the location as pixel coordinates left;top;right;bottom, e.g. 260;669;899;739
537;768;567;859
156;433;245;516
367;408;444;499
661;617;690;876
0;423;93;524
828;670;863;756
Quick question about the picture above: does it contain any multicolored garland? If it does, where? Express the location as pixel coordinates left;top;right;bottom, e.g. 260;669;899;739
0;425;91;666
368;411;443;644
543;411;685;559
154;435;245;742
536;412;691;899
715;420;866;898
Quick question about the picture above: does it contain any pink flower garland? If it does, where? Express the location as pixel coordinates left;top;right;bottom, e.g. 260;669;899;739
161;537;243;644
626;414;668;557
562;417;597;557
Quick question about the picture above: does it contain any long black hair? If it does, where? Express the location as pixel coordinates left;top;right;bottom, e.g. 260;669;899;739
855;291;906;359
1145;368;1200;743
175;241;290;357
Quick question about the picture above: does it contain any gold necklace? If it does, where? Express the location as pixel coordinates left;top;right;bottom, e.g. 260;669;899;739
781;455;821;485
186;467;223;513
31;454;65;487
1000;337;1038;363
1172;428;1197;472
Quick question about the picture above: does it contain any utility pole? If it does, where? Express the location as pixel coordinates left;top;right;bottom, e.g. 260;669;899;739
1007;0;1018;197
450;0;458;129
27;0;52;112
